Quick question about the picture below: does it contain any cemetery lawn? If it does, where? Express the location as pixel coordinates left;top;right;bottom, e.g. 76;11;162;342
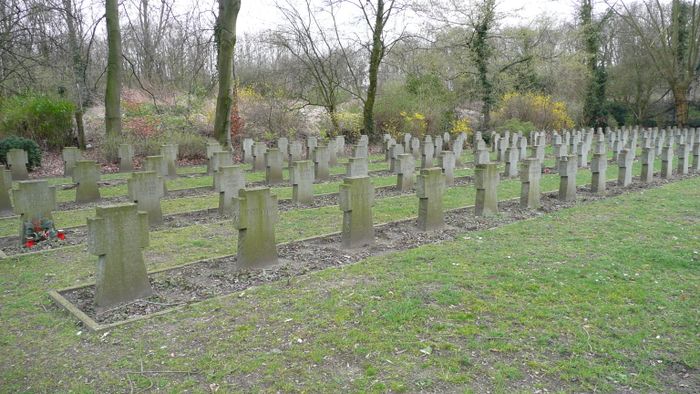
1;177;698;392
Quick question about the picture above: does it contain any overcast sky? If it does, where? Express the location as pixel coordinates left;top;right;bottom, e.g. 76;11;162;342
235;0;582;34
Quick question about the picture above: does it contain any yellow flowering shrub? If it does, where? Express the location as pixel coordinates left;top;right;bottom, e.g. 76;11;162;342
494;92;574;131
450;118;472;136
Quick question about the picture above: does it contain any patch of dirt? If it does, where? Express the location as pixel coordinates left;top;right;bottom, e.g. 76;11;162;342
59;173;696;325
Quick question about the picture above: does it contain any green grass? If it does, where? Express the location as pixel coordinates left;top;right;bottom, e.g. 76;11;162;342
0;171;697;392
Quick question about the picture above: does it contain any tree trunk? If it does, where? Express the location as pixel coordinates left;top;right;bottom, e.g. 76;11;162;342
213;0;241;149
63;0;87;149
363;0;384;139
105;0;122;136
75;110;86;148
672;86;688;127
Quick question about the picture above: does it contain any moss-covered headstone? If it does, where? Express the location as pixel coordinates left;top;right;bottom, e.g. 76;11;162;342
288;141;303;166
13;180;57;243
519;158;541;209
127;171;165;225
291;161;314;204
232;187;279;268
160;144;179;178
640;147;655;183
312;145;330;181
0;170;13;216
474;163;499;216
417;168;445;231
558;155;577;201
677;139;690;175
253;142;267;172
346;157;368;177
88;203;151;313
242;138;254;164
62;147;82;177
439;151;455;186
73;160;101;203
7;148;28;180
661;143;674;179
339;176;374;248
396;154;415;191
118;144;134;173
421;138;435;168
217;165;245;215
265;148;283;185
590;152;608;193
617;149;633;187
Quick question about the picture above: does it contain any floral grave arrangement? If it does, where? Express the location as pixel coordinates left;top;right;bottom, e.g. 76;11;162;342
23;218;65;248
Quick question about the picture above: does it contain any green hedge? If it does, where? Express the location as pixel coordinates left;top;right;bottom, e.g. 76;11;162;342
0;94;75;148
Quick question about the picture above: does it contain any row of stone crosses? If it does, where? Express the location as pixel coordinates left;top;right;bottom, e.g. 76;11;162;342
4;126;695;312
78;126;700;313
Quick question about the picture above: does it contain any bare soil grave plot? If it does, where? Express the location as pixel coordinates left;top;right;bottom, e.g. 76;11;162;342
54;173;695;327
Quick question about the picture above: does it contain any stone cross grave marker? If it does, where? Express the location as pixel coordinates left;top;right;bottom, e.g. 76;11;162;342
160;144;178;178
339;176;374;248
439;150;456;186
206;142;222;175
328;139;337;166
313;145;330;181
265;148;284;184
617;149;634;187
417;168;445;231
346;157;368;177
661;143;674;179
291;160;314;204
590;152;607;193
640;147;655;183
335;136;345;156
252;142;267;171
411;138;421;160
211;151;233;177
692;139;700;172
677;139;690;175
232;187;279;268
558;155;577;201
353;144;368;159
288;141;303;166
306;137;318;159
119;143;135;173
88;203;151;313
13;180;57;242
73;160;101;203
7;149;28;180
0;170;12;215
520;158;541;209
453;135;464;165
421;138;435;168
396;154;415;191
62;147;82;177
242;138;254;164
384;138;396;161
390;144;404;173
277;138;288;162
404;133;412;152
127;171;165;225
504;140;519;177
474;163;499;216
217;165;245;215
